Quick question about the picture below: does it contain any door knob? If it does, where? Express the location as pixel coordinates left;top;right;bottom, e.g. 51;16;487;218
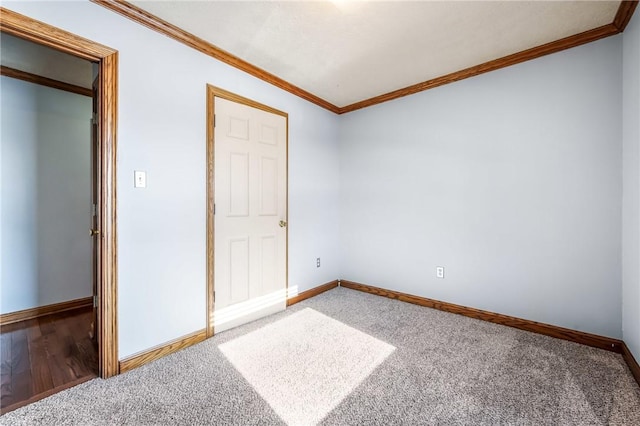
279;220;287;228
90;229;100;236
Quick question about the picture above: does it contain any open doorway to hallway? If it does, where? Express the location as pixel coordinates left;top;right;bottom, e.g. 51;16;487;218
0;32;98;413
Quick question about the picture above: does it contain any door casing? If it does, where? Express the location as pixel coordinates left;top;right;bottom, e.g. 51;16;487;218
0;7;119;378
206;84;289;337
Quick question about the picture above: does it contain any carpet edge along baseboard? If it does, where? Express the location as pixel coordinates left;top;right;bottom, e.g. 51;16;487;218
339;280;623;353
119;280;339;373
622;342;640;387
116;279;640;390
0;297;93;326
287;280;339;306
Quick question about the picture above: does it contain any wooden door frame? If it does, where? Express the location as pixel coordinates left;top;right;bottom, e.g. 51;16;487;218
206;84;289;338
0;8;119;378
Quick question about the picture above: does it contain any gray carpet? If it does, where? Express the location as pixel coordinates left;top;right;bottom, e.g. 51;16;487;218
218;308;395;425
2;287;639;425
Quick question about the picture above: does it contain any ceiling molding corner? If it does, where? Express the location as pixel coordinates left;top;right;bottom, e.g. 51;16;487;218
613;0;639;31
91;0;341;114
338;22;620;114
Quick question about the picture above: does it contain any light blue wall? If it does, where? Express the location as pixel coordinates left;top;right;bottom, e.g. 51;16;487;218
339;36;623;338
623;11;640;360
3;2;635;358
4;1;340;358
1;77;92;313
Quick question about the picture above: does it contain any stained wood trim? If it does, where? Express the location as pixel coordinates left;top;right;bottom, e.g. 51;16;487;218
206;85;215;338
285;118;290;300
0;297;92;326
614;1;639;31
119;329;207;373
622;342;640;387
97;50;119;379
93;1;636;116
0;7;115;60
336;0;638;113
340;280;623;353
207;84;288;118
92;0;340;114
338;24;620;114
0;66;92;97
286;280;339;306
1;6;119;379
206;85;289;338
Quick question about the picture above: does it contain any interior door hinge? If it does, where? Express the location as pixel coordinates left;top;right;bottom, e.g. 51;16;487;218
93;295;98;307
213;203;216;215
213;114;216;128
213;291;215;303
92;203;97;217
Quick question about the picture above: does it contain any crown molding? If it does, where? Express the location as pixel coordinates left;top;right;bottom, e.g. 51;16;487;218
93;0;637;115
338;23;620;114
92;0;341;114
614;0;639;31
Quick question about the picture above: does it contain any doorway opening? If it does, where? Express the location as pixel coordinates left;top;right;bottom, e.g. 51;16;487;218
0;8;118;411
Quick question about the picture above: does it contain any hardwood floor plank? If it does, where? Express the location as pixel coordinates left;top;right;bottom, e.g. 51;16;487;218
37;313;57;336
76;338;98;375
54;311;95;382
11;328;30;375
24;317;42;342
0;331;12;373
42;318;76;388
1;307;97;413
65;310;98;376
28;335;54;395
48;353;73;388
0;331;14;408
1;329;34;410
0;375;94;414
9;369;33;408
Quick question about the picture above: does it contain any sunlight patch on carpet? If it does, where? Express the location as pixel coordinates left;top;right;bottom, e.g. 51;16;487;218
218;307;395;425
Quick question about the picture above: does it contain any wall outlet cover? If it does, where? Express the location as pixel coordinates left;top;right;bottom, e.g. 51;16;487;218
134;170;146;188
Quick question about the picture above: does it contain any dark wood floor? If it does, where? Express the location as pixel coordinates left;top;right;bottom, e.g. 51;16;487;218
0;307;97;413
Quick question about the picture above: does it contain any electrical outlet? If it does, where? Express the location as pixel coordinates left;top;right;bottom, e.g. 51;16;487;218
436;266;445;279
316;258;321;268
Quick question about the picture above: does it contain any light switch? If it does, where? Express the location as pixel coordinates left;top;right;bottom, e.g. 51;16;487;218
134;171;146;188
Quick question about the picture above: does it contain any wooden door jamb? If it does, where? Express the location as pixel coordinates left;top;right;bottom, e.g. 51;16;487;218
0;7;120;378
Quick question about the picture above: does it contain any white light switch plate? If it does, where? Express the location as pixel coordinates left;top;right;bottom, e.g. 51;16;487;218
134;170;146;188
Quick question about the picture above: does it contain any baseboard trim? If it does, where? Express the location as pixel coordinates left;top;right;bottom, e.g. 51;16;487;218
118;280;339;374
622;342;640;387
119;329;207;373
340;280;623;353
0;297;93;326
287;280;339;306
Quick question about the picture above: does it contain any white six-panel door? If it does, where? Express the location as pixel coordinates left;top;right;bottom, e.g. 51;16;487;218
213;96;287;333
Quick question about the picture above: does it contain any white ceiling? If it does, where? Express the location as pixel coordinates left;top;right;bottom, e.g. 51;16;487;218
0;33;94;88
132;1;620;108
